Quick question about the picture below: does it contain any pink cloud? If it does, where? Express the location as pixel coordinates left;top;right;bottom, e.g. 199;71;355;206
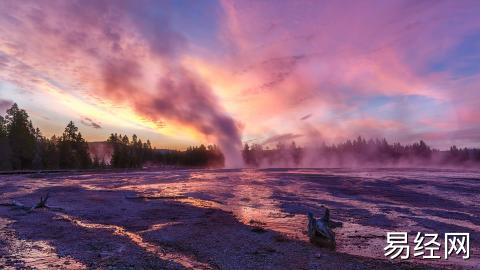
1;0;479;155
0;0;243;166
215;0;480;145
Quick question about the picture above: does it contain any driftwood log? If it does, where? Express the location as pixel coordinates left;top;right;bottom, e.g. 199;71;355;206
307;208;336;249
0;193;64;212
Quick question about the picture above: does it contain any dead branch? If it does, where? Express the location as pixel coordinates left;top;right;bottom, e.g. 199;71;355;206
34;193;50;209
0;193;64;213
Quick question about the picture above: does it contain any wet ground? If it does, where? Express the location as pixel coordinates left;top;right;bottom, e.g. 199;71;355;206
0;168;478;269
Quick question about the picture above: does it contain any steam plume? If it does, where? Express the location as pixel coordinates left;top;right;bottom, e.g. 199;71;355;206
0;0;244;167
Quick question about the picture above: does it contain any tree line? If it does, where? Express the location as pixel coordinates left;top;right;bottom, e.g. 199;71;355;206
107;133;154;168
242;137;480;167
152;144;224;168
0;103;224;171
0;104;91;170
105;135;224;168
2;103;479;170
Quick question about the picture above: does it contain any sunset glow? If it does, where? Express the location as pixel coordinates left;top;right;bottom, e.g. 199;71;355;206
1;0;479;155
1;2;480;268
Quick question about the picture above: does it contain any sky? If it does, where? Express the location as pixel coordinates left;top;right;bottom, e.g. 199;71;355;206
0;0;479;164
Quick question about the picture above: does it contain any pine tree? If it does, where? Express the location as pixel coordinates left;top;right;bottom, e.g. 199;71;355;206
5;104;36;169
0;115;11;170
59;121;91;169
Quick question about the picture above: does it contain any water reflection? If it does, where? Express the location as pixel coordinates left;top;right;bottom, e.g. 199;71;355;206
0;217;86;269
57;214;213;269
36;168;480;267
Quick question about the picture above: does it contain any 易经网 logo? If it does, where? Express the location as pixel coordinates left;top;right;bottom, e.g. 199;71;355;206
384;232;469;260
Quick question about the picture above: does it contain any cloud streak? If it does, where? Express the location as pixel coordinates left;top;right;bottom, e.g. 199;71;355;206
0;0;243;166
0;0;479;154
214;0;480;147
81;117;102;129
262;133;303;146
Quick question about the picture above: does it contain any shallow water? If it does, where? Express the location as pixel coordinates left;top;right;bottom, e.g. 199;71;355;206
1;168;479;268
64;168;479;268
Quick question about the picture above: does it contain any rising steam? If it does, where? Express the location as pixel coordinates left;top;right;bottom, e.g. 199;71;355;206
102;59;243;167
0;0;244;167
